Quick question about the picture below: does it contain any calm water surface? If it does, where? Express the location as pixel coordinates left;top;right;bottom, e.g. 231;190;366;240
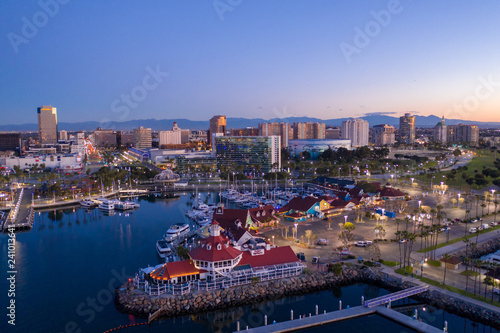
0;193;498;332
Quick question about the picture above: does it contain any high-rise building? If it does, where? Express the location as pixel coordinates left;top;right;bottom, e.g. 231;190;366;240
229;128;259;137
37;105;58;145
214;136;281;173
133;126;152;149
447;124;479;145
292;122;325;140
59;130;68;141
341;118;369;147
159;122;182;147
0;133;22;153
398;113;416;145
258;122;292;148
433;116;447;144
208;115;227;146
93;128;117;147
372;124;395;146
325;127;341;139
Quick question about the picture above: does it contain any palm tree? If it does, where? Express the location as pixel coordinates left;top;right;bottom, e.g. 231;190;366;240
495;200;499;223
480;203;486;217
463;237;471;293
442;253;451;286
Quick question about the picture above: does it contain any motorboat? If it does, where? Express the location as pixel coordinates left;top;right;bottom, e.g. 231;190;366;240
79;199;97;208
156;240;173;258
114;200;140;210
164;223;190;241
98;200;115;211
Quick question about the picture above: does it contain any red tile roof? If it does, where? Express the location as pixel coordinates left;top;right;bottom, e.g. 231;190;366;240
378;185;406;198
150;260;206;281
238;246;300;268
189;234;243;262
279;196;319;213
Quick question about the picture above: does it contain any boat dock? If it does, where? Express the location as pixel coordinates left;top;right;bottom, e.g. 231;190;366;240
237;286;439;333
238;305;443;333
1;188;35;232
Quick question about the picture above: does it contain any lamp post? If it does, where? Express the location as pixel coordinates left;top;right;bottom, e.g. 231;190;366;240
418;200;421;211
294;223;298;244
457;193;461;209
344;215;348;226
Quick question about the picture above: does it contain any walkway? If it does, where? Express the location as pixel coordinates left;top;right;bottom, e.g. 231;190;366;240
240;305;442;333
364;285;428;308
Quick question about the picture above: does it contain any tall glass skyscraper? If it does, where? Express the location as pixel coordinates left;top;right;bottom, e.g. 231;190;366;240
37;105;58;145
214;136;281;173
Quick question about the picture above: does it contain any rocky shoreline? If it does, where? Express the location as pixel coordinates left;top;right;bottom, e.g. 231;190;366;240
454;237;500;260
115;265;500;329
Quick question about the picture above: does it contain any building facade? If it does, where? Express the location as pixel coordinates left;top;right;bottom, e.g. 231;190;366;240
159;122;182;147
433;116;447;144
208;115;227;146
292;122;325;140
133;127;152;149
59;130;68;141
398;113;415;145
325;127;341;139
258;122;292;148
93;128;117;147
372;124;395;146
37;105;58;145
341;118;369;147
0;133;22;153
229;128;259;137
214;136;281;173
447;124;479;145
288;139;351;159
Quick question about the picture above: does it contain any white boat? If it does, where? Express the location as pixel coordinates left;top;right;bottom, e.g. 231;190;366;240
156;240;173;258
93;197;107;205
79;199;97;208
114;200;140;210
98;200;115;211
164;223;190;241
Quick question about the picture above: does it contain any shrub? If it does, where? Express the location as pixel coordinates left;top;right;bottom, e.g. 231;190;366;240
328;263;343;276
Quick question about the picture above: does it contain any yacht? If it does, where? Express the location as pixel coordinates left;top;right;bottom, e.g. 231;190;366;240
98;200;115;211
156;240;173;258
114;200;140;210
79;199;97;208
164;223;190;241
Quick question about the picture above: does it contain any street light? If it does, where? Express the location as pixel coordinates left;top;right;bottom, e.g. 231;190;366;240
418;200;421;210
344;215;348;225
294;223;298;243
457;193;461;209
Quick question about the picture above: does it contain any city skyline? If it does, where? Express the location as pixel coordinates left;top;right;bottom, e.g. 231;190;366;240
2;1;500;124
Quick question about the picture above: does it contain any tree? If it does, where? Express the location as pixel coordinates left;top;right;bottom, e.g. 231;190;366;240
305;229;313;246
365;244;381;262
338;222;355;249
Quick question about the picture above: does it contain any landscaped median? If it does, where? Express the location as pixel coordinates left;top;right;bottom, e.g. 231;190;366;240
417;224;500;254
394;265;500;308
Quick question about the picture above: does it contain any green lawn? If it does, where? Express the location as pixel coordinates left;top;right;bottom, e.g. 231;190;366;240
460;270;480;277
382;260;399;267
394;267;500;307
415;149;498;190
426;259;441;267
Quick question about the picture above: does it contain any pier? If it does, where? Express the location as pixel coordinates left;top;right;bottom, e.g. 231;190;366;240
238;305;442;333
1;188;34;232
364;285;428;308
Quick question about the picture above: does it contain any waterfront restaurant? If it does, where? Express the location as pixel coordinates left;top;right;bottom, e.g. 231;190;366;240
141;221;303;295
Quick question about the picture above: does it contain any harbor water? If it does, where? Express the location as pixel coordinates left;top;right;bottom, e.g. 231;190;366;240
1;192;498;332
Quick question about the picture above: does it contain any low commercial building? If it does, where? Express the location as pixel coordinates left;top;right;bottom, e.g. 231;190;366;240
0;153;83;172
288;139;351;159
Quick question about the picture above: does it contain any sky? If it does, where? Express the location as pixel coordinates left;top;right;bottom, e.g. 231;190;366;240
1;0;500;125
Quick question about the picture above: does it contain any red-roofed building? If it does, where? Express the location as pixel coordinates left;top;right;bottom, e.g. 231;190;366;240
145;220;304;292
378;183;406;200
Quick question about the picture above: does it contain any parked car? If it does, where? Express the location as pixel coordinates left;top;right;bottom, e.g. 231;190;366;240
470;218;479;223
492;287;500;295
469;227;477;233
490;222;498;227
454;218;463;223
355;241;373;247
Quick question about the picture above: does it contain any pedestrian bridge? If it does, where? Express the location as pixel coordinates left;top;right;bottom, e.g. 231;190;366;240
364;285;429;308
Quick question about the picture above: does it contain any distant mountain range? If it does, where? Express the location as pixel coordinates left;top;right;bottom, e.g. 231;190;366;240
1;115;499;132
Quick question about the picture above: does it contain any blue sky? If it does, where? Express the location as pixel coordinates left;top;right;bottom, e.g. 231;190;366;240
1;0;500;124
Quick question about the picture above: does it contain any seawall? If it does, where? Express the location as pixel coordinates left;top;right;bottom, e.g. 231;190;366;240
114;266;500;329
